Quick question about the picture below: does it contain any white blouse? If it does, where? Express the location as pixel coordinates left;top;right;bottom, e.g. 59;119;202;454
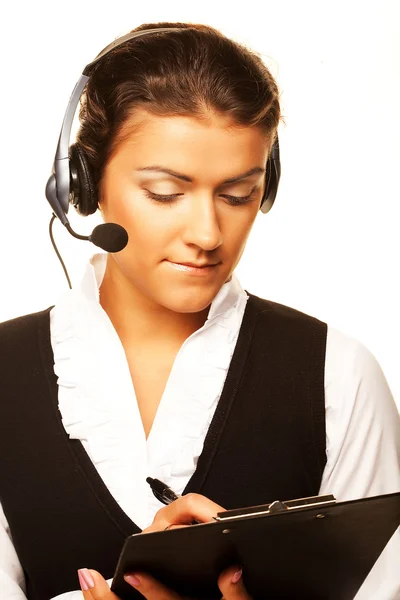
1;253;399;599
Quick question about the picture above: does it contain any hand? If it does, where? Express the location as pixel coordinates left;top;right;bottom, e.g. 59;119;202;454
142;491;225;533
78;565;253;599
78;493;253;598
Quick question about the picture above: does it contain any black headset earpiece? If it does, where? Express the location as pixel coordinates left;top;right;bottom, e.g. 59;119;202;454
260;136;280;214
69;142;97;216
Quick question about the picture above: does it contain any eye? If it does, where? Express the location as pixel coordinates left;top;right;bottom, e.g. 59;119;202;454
221;189;257;206
143;190;182;203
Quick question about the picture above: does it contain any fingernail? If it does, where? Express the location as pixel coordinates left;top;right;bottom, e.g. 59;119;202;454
231;568;242;583
78;568;95;591
124;573;141;586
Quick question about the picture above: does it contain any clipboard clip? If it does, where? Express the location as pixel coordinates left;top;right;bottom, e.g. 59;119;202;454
215;494;336;521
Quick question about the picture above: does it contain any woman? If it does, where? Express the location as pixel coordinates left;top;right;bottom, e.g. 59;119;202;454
0;21;399;600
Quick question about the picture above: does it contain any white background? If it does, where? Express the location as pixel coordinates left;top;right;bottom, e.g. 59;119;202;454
0;0;399;408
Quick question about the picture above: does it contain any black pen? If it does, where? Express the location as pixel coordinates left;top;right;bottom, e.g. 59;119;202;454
146;476;180;505
146;477;200;525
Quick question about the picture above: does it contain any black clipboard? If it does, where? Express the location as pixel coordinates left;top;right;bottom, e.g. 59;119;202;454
111;492;400;600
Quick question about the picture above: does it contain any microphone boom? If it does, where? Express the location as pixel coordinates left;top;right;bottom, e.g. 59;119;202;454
63;221;128;252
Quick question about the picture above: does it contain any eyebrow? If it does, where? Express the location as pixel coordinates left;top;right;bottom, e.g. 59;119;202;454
135;165;265;184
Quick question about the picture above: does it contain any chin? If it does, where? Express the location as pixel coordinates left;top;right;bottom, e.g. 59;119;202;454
160;288;219;315
167;299;213;315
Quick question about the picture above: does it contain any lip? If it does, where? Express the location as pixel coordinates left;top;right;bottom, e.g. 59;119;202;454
177;262;218;268
167;260;220;276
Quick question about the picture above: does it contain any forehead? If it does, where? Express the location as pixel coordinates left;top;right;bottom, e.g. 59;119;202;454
112;108;270;180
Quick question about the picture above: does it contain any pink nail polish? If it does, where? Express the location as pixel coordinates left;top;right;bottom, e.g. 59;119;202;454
231;568;242;583
78;568;95;591
124;573;141;586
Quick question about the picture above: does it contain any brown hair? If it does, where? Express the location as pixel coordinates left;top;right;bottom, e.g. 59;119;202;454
76;21;281;212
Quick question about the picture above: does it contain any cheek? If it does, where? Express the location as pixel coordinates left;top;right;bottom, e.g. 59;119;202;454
102;189;175;253
222;211;257;253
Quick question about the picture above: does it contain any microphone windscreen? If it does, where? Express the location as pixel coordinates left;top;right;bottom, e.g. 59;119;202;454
90;223;129;252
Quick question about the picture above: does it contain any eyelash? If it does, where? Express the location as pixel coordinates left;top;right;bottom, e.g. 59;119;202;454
143;188;257;206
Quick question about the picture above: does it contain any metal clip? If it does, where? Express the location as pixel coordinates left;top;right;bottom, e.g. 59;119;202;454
215;494;336;521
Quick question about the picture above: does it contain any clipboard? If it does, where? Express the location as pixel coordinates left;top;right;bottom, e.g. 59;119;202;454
111;491;400;600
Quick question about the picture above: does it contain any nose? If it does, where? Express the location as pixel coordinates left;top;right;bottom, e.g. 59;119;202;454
181;194;223;252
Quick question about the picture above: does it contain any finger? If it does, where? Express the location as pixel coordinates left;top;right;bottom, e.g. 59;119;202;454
78;569;119;600
151;493;225;529
124;571;183;599
142;522;188;534
218;565;252;600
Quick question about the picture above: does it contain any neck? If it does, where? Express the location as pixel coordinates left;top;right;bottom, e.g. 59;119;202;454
99;256;211;349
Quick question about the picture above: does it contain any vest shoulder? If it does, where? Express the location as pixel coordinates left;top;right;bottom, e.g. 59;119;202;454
246;292;326;327
0;307;53;347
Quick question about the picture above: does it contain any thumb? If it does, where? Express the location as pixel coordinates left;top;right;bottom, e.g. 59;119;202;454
78;568;118;599
218;565;252;599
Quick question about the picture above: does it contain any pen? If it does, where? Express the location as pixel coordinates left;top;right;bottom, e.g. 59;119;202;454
146;476;180;505
146;477;200;525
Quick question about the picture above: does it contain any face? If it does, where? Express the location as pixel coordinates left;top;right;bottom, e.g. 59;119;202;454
99;108;270;314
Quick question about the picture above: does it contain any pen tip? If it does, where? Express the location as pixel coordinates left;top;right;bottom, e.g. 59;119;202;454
146;477;153;484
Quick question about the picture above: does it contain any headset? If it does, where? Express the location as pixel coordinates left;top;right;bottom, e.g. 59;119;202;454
45;27;281;282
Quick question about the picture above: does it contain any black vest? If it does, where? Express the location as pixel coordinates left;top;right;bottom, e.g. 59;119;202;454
0;293;327;599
